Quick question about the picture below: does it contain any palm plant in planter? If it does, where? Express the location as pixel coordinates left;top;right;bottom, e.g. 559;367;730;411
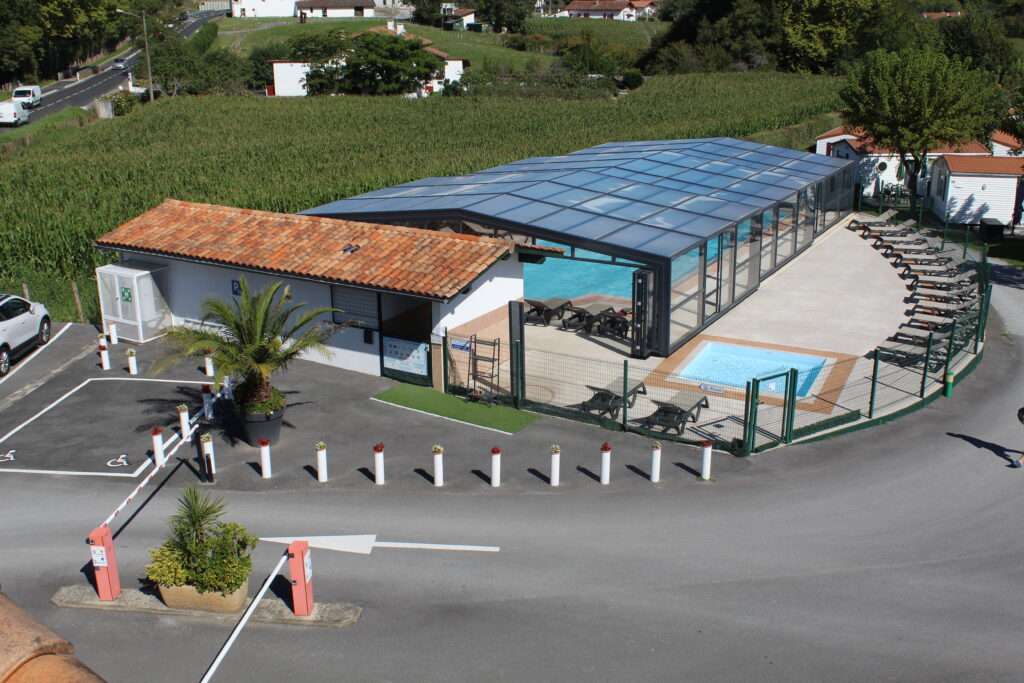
146;487;258;613
163;278;336;445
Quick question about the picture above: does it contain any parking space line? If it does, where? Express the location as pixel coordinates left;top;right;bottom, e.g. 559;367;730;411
0;323;73;387
368;397;514;436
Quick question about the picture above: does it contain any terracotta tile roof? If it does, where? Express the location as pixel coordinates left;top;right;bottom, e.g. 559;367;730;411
940;155;1024;176
835;134;989;156
565;0;630;11
629;0;655;8
95;199;513;300
453;8;475;16
991;129;1023;150
815;125;861;140
922;10;961;20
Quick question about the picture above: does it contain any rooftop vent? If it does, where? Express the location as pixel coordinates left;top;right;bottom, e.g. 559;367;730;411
341;243;361;254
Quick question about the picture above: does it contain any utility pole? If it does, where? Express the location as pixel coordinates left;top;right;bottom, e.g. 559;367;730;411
117;8;155;102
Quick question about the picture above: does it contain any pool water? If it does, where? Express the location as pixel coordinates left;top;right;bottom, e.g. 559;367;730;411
524;243;635;300
675;342;827;398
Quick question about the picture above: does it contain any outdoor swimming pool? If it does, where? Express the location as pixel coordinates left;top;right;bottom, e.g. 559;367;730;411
675;342;828;398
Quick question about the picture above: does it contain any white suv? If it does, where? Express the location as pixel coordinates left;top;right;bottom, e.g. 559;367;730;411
0;294;51;377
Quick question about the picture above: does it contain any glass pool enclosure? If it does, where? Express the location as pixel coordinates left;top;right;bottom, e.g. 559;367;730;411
304;138;856;358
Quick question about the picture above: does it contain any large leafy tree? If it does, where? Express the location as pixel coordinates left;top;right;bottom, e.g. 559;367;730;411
840;49;1006;209
150;32;200;96
307;32;443;96
477;0;534;33
412;0;443;26
778;0;885;73
938;8;1017;83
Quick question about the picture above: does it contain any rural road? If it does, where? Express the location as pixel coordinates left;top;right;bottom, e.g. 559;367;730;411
0;273;1021;682
29;11;220;124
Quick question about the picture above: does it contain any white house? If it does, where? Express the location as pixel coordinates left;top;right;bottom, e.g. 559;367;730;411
629;0;656;19
820;126;990;197
95;200;544;384
930;155;1024;226
557;0;637;21
990;130;1023;157
231;0;297;17
296;0;375;18
269;24;467;96
442;7;476;28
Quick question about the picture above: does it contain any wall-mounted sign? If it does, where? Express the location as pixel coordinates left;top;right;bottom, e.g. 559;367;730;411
231;280;242;296
382;337;429;377
120;286;133;303
304;552;313;582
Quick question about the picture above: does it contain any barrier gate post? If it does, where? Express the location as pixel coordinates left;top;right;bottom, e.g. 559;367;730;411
86;526;121;601
287;540;314;617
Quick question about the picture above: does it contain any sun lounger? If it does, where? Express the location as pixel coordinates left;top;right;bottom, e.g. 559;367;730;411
912;285;978;304
524;298;572;326
631;390;709;435
561;303;615;334
849;210;898;229
595;308;632;340
892;254;953;268
872;235;926;249
578;374;648;420
912;298;978;319
875;346;947;372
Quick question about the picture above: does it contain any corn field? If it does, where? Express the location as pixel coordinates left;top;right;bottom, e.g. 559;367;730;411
0;72;840;290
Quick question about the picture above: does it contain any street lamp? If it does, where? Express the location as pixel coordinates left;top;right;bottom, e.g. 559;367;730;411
116;8;155;103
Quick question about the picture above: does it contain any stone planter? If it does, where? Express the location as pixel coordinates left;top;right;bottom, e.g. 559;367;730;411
158;580;249;614
240;405;285;447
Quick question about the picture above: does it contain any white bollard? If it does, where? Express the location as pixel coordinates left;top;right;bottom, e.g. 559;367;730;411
201;433;216;481
201;385;214;420
600;442;612;485
99;343;110;371
650;441;662;484
177;404;190;441
373;442;385;485
108;323;119;345
490;447;501;488
204;354;215;378
151;427;165;467
127;349;138;376
701;441;713;481
550;445;561;487
222;376;234;401
259;439;272;479
432;444;444;487
316;441;328;483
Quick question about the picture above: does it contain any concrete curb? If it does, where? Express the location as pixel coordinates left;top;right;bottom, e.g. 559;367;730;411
51;585;361;629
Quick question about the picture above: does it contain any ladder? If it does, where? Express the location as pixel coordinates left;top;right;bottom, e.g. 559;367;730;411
468;335;500;403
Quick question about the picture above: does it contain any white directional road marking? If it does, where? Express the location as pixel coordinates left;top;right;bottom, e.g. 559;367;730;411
0;450;15;463
260;535;500;555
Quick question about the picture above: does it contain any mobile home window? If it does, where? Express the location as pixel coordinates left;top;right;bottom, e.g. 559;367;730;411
331;285;378;329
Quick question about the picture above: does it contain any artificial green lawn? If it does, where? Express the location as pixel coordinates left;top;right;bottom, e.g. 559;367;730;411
375;384;537;433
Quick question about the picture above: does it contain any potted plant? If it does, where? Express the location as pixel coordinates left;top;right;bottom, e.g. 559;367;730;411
163;278;336;446
146;487;258;613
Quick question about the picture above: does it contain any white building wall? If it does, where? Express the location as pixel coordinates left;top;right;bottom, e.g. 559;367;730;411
432;257;523;336
991;142;1017;157
831;141;989;197
302;7;374;16
139;257;383;376
232;0;296;17
943;174;1018;225
814;133;857;156
271;62;311;96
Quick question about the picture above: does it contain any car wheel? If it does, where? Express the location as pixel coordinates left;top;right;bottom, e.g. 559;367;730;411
0;348;10;377
38;318;51;345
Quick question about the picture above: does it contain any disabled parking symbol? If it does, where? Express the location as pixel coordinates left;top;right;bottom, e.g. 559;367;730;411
0;450;14;463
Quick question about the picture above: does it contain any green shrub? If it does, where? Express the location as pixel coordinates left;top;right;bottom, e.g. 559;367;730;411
146;487;258;595
108;91;138;116
620;68;643;89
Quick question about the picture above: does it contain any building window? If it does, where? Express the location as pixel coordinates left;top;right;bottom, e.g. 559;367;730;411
331;285;379;329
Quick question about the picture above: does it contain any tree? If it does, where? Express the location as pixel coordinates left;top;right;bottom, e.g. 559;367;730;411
938;8;1017;82
840;49;1006;210
248;42;291;90
287;28;349;62
150;32;199;95
778;0;885;73
308;32;443;96
412;0;443;26
477;0;534;33
199;48;251;95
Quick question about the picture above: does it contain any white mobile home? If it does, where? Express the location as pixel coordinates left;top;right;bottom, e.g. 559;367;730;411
557;0;637;20
95;200;543;384
930;156;1024;226
296;0;375;17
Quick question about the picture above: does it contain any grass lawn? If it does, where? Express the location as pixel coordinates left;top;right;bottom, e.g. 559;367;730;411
0;107;94;146
524;17;670;50
213;16;555;69
745;111;842;151
375;384;537;433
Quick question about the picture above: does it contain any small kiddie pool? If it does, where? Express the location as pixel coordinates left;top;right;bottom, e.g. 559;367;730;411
675;341;829;398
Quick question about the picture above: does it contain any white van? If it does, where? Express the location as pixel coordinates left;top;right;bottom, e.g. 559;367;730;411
11;85;41;108
0;100;31;126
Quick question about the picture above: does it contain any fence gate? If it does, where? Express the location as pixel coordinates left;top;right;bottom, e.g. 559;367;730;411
743;368;798;452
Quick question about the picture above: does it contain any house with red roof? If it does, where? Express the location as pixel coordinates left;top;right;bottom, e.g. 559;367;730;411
929;156;1024;227
557;0;637;21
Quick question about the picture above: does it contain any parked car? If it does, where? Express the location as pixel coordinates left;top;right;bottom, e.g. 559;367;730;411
0;100;30;127
0;294;51;377
11;85;41;108
111;58;129;70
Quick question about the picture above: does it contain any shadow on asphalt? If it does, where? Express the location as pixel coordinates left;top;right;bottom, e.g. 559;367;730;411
989;264;1024;290
471;468;491;485
946;432;1023;467
576;465;600;483
625;464;651;481
674;461;701;478
527;467;550;484
413;467;435;485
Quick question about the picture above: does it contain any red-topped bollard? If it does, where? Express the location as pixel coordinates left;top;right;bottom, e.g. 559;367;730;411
87;525;121;601
98;336;110;371
490;447;501;488
600;442;612;485
151;426;165;467
259;439;272;479
287;540;313;617
373;442;385;485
